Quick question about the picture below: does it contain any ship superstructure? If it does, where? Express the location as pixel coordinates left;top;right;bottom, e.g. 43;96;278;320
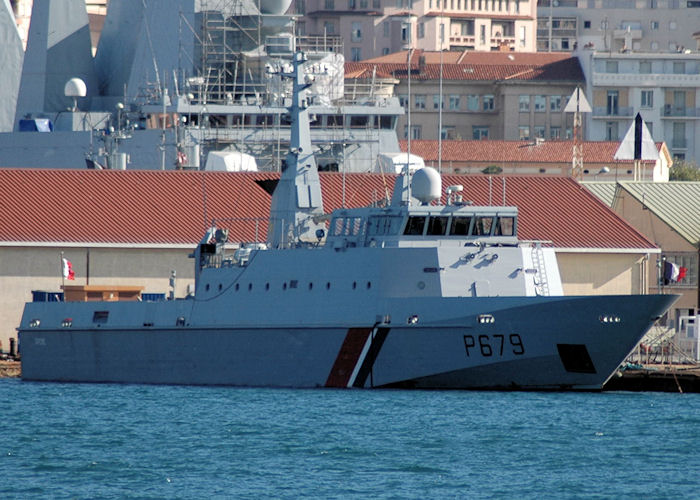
0;0;402;172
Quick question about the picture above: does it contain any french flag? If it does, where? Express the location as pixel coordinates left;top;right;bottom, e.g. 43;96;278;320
664;261;687;284
62;258;75;281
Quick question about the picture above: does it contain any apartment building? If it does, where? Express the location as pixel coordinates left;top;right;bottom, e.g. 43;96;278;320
536;0;700;53
576;47;700;163
347;50;583;141
293;0;537;62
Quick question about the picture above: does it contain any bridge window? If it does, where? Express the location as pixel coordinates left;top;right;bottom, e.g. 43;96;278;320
450;216;472;235
427;216;449;235
494;216;515;236
404;216;426;235
472;217;494;236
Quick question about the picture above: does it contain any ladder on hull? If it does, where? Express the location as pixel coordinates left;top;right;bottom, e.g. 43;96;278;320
531;243;550;296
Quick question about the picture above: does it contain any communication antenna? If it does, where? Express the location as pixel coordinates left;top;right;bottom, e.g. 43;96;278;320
564;87;592;180
404;12;415;203
438;2;444;173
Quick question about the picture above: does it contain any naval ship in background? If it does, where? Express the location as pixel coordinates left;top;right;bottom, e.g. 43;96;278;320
18;51;678;390
0;0;404;173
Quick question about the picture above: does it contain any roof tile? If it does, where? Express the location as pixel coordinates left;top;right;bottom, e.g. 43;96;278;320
0;170;655;250
401;139;660;165
348;50;584;82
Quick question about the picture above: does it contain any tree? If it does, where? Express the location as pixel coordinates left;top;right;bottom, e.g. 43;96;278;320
669;159;700;181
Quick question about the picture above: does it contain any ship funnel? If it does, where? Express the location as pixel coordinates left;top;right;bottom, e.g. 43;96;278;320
412;167;441;205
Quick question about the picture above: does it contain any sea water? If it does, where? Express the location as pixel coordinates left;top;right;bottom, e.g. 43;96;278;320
1;379;698;499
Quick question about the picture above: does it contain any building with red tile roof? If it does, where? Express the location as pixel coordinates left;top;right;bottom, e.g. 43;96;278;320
345;50;584;146
0;169;659;351
399;139;671;181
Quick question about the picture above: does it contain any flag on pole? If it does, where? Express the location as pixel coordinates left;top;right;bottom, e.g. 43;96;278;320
664;261;688;284
62;258;75;280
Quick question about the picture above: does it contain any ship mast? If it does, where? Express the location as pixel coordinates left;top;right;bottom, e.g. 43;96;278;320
266;52;325;248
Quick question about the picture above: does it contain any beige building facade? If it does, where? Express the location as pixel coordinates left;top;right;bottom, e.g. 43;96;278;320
294;0;538;62
557;252;651;296
0;245;195;353
348;51;583;142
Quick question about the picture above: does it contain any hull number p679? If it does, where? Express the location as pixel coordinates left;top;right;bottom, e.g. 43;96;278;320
463;334;525;357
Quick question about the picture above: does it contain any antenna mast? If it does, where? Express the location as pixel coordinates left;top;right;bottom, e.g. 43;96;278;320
572;103;582;180
438;3;444;174
565;87;591;180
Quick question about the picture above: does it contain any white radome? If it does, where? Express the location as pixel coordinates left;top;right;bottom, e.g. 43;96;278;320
412;167;442;204
64;78;87;97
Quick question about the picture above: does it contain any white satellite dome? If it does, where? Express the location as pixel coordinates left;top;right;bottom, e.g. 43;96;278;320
64;78;87;97
412;167;442;204
259;0;293;14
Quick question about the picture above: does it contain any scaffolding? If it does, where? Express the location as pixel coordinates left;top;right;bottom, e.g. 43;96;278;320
198;0;265;105
184;1;389;172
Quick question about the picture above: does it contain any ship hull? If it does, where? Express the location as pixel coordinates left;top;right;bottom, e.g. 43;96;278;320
18;294;677;390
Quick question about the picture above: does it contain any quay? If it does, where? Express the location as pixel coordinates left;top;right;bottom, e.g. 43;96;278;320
603;364;700;393
0;360;20;378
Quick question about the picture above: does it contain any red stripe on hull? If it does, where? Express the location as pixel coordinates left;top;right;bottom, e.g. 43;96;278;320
325;328;372;388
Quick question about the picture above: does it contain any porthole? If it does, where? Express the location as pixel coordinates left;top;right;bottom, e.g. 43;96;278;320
265;283;270;291
235;283;240;291
326;282;331;290
218;284;223;291
205;284;210;291
248;283;253;291
352;281;357;290
283;282;287;290
366;281;372;289
309;282;313;290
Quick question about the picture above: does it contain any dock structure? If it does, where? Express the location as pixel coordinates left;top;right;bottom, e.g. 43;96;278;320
603;364;700;393
0;361;21;378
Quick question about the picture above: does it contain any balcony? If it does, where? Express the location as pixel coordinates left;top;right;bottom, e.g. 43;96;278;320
662;105;700;118
592;106;634;117
593;72;700;87
489;37;516;51
450;36;475;45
